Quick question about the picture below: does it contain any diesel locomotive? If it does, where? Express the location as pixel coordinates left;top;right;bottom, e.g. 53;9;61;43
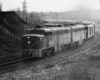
21;21;95;58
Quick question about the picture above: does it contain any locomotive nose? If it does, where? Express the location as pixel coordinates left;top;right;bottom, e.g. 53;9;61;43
21;35;44;49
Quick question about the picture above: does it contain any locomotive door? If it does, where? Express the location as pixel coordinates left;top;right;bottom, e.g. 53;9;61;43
79;35;82;45
57;30;60;52
85;26;88;39
48;32;52;47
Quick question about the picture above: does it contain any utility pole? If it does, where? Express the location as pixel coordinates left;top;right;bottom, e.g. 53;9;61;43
0;2;2;11
23;0;27;22
55;12;58;24
16;7;21;16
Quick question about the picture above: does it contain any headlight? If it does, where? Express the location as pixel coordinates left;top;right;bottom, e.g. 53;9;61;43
27;36;30;39
40;38;42;40
28;41;30;44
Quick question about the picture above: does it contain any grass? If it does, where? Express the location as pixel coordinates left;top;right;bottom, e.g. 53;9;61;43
68;62;91;80
68;51;100;80
44;63;55;69
51;52;100;80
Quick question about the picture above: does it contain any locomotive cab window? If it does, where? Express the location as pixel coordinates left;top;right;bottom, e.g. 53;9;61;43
25;30;45;35
68;30;70;33
64;30;67;34
53;31;57;35
45;32;52;36
65;30;68;33
73;29;78;32
62;30;65;34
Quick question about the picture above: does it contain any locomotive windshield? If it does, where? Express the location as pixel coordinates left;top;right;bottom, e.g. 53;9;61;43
25;30;45;35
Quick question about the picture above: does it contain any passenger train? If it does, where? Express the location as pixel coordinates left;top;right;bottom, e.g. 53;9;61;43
21;21;95;58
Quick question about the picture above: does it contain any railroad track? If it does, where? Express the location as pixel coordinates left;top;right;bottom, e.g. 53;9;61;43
0;33;100;75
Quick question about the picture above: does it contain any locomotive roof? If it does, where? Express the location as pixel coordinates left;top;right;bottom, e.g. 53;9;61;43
71;24;85;29
23;34;44;37
82;21;95;25
44;23;63;27
40;26;71;32
86;24;94;27
26;24;88;35
27;26;71;33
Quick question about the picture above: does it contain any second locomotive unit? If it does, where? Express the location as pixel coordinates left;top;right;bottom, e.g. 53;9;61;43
21;21;95;58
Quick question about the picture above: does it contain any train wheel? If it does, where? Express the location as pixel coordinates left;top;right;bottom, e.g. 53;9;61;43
73;43;76;48
65;45;68;50
51;48;54;56
64;45;67;50
29;52;32;57
46;49;50;56
62;45;65;51
22;53;25;58
41;50;44;57
41;49;47;57
46;48;53;56
42;51;45;57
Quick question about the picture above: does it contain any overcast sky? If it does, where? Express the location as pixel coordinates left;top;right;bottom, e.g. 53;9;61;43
1;0;100;12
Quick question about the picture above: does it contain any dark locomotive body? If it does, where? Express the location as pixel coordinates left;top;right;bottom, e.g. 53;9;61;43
21;22;95;58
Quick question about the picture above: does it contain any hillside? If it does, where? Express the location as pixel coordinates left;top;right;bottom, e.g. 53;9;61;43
43;9;100;22
0;11;28;56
